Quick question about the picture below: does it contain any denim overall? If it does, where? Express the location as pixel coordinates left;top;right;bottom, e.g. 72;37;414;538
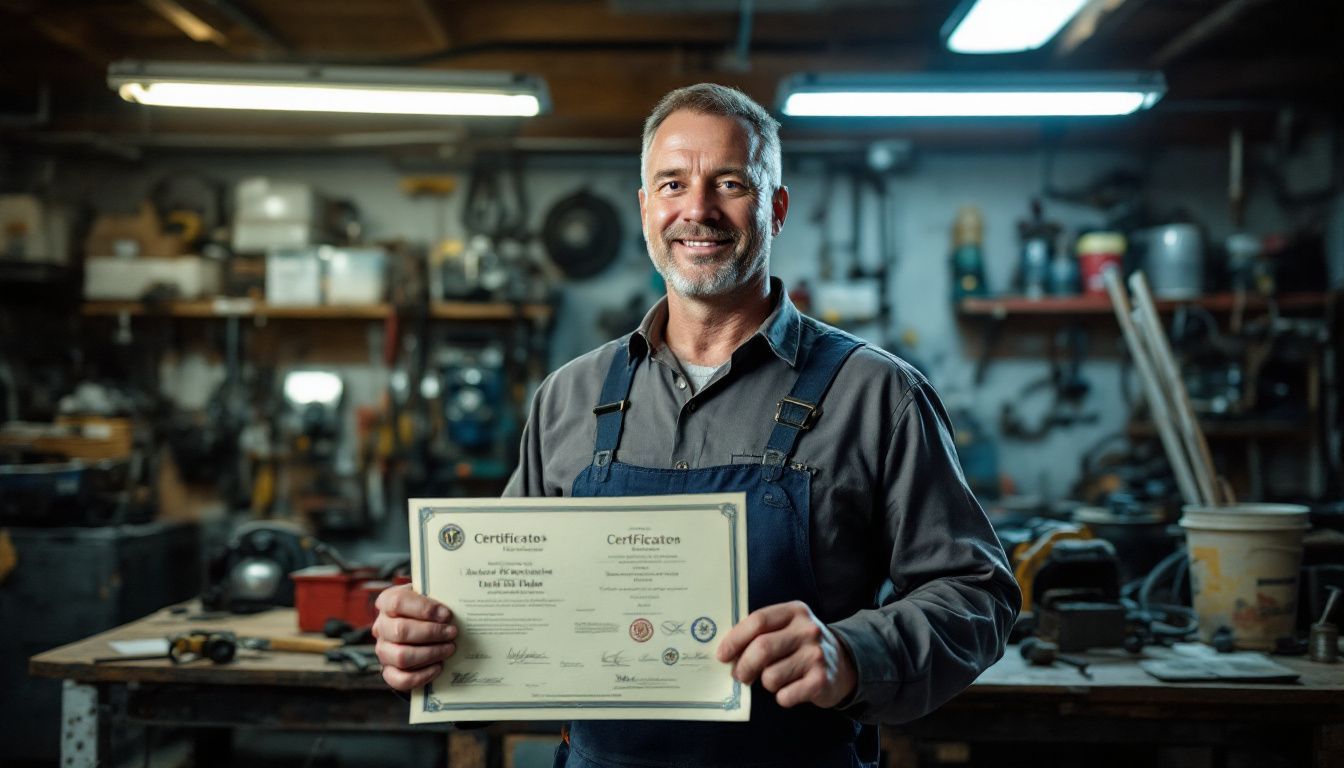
557;323;879;768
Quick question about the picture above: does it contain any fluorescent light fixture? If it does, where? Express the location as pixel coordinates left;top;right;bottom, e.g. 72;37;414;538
108;61;549;117
779;72;1166;118
943;0;1089;54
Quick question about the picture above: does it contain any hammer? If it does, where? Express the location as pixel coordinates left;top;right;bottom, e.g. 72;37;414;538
1020;637;1092;679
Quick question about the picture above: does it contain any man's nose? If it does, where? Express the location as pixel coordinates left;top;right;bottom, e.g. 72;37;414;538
682;183;721;223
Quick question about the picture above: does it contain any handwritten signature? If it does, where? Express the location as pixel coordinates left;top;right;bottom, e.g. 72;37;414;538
601;650;628;667
450;671;504;686
506;647;550;664
661;620;686;635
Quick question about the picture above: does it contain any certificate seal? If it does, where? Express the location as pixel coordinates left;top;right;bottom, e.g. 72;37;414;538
629;618;654;643
691;617;717;643
662;647;680;665
438;524;465;551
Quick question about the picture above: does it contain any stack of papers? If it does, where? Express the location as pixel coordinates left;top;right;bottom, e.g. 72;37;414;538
1139;643;1301;683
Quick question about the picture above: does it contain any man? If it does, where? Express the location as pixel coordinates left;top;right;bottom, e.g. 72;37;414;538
374;83;1020;767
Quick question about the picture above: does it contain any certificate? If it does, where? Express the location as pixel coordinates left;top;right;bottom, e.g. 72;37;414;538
407;493;749;722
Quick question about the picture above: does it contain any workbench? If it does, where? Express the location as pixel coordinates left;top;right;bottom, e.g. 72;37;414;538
30;605;1344;767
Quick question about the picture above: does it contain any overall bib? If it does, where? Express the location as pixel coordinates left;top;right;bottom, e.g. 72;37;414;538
557;323;879;768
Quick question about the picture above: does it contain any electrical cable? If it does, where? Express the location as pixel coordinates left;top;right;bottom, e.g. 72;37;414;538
1124;548;1198;640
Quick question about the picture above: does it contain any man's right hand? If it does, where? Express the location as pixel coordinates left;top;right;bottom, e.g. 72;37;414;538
372;583;459;691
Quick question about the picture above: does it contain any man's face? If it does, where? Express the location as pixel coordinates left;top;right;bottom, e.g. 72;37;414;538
638;110;787;299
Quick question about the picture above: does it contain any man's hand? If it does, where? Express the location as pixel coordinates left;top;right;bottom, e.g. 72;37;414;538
715;600;857;709
372;583;458;691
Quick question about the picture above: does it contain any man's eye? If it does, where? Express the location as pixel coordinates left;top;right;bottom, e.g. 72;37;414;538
662;181;682;191
721;181;740;189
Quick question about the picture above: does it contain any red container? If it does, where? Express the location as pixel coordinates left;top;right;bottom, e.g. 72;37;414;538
1077;232;1126;296
291;565;406;632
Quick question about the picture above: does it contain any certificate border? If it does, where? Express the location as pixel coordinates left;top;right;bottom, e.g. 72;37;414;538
416;501;745;714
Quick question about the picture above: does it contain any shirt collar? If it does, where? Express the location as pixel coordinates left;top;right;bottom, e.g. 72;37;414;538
630;277;803;367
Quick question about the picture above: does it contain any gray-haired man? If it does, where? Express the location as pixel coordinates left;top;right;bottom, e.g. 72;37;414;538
374;83;1020;768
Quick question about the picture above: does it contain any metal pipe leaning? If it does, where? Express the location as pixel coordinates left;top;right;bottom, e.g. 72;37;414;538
1103;266;1203;506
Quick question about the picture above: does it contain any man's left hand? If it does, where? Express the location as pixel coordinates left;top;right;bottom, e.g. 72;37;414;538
715;600;857;709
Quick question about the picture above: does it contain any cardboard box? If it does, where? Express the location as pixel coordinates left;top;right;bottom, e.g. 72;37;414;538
233;178;322;252
84;256;221;300
84;203;186;259
265;248;322;306
325;247;386;304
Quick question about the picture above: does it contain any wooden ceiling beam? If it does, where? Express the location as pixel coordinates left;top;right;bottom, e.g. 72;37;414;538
24;16;115;67
1151;0;1273;67
1054;0;1148;60
140;0;229;47
195;0;289;55
406;0;452;49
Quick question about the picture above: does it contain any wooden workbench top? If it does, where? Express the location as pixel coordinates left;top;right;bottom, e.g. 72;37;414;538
31;604;1344;708
29;602;386;690
970;645;1344;708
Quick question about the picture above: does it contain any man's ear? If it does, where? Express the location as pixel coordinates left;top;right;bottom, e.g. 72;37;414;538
771;186;790;236
637;187;648;239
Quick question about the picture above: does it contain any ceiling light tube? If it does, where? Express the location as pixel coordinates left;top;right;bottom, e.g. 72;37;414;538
778;72;1166;118
943;0;1090;54
108;61;549;117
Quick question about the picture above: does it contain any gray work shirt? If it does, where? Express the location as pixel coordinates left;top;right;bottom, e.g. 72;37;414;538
504;278;1021;724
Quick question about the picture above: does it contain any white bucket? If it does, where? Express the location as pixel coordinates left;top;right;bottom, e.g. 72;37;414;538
1179;504;1310;650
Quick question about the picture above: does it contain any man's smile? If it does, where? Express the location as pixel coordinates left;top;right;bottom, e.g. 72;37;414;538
674;238;732;253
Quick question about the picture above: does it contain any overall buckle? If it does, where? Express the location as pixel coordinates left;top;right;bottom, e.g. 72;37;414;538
593;400;629;416
774;396;819;430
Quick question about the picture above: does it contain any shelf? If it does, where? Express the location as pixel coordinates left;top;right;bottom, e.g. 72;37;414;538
957;291;1329;320
81;299;553;322
1127;418;1310;439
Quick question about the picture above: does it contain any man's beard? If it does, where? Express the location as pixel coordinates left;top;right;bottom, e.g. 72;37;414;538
648;220;766;299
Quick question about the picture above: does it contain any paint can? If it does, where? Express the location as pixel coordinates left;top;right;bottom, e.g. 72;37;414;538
1179;504;1309;650
1076;231;1125;297
1144;224;1204;299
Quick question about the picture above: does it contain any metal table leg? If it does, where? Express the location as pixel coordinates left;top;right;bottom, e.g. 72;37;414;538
61;680;101;768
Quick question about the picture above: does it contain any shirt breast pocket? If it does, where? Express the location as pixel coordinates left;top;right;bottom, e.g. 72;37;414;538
731;453;820;476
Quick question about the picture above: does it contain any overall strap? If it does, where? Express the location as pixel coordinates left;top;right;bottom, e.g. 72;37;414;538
591;337;641;482
763;326;864;481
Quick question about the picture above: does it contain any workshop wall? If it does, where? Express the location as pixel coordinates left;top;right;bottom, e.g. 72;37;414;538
50;141;1297;504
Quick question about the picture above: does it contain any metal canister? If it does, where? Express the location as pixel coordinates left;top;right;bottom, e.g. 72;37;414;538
951;206;988;300
1144;223;1204;299
1309;623;1339;663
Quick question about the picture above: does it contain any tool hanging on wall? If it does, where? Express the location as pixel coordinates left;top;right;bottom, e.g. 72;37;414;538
541;189;623;279
808;159;899;350
1000;326;1099;440
444;154;533;300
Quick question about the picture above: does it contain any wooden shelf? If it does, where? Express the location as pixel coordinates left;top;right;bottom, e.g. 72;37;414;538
81;299;552;322
1127;418;1310;439
957;291;1329;320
